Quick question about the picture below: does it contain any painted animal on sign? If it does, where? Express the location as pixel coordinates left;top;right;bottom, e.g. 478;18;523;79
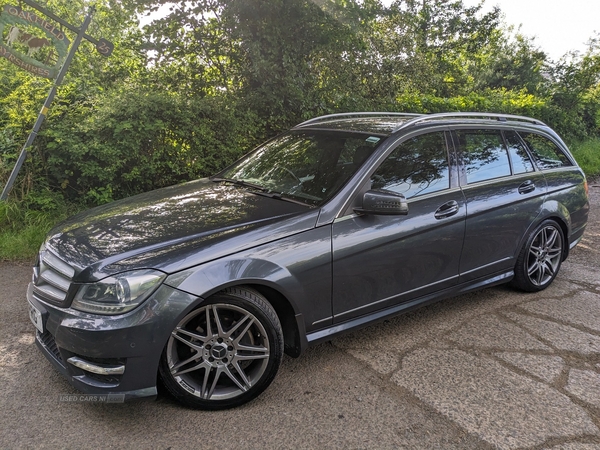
6;26;20;46
5;26;51;56
25;37;50;56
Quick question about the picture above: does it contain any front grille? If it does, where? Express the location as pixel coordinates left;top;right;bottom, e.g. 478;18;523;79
32;250;75;306
38;330;63;363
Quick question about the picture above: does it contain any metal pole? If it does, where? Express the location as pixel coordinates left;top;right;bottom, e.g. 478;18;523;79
0;6;96;201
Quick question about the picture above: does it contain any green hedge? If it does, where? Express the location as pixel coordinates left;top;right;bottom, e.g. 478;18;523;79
37;86;263;203
2;86;598;208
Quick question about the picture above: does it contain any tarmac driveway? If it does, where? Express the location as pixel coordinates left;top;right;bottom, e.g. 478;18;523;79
1;183;599;449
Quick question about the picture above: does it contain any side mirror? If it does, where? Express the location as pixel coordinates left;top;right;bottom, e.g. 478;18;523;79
354;189;408;216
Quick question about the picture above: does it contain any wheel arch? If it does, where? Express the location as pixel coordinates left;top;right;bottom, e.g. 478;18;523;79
540;198;572;260
549;215;570;260
164;260;309;358
197;282;306;358
514;202;571;263
245;284;306;358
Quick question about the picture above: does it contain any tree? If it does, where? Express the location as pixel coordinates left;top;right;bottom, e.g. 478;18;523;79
546;35;600;138
469;31;548;94
141;0;382;131
383;0;502;96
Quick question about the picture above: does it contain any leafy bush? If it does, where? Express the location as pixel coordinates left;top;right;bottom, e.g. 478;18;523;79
395;89;545;116
39;86;263;202
392;89;600;142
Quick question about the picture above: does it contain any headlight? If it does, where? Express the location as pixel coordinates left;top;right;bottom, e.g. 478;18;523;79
72;269;166;315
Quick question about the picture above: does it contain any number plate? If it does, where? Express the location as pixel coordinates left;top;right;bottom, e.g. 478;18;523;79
28;301;43;333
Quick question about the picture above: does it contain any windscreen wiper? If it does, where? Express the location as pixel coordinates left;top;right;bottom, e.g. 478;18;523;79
212;177;268;192
212;177;307;206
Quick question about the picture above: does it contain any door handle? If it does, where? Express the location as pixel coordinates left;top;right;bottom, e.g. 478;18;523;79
435;200;459;219
518;180;535;194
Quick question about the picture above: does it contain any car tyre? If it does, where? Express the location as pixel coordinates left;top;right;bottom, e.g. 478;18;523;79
512;220;564;292
159;287;284;410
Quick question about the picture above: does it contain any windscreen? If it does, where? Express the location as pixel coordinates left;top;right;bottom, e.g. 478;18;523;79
218;131;383;206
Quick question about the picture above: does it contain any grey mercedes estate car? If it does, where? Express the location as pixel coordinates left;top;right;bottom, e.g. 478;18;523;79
27;112;589;409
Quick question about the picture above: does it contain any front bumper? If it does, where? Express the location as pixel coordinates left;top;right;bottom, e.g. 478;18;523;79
27;282;201;401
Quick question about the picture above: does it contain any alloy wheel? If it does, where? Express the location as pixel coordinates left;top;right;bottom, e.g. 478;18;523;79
526;225;563;287
165;303;271;401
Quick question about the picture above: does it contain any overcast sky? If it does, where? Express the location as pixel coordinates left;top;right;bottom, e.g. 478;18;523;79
462;0;598;60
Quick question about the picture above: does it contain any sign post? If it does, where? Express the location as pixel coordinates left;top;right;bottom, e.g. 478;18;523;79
0;1;113;201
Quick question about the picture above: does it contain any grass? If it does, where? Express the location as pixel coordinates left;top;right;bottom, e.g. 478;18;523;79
0;194;73;262
1;137;600;262
569;138;600;180
0;226;49;262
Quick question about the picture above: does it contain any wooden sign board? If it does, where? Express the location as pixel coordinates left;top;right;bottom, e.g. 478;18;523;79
0;5;70;78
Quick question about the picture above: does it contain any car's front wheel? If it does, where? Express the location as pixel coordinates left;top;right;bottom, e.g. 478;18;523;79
159;287;284;409
512;220;564;292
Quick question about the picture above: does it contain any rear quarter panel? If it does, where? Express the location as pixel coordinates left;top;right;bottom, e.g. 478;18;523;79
542;168;589;245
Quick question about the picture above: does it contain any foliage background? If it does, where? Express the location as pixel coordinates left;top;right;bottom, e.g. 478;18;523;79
0;0;599;258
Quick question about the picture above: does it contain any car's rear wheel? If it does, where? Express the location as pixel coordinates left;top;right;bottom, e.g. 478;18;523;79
512;220;564;292
159;287;283;409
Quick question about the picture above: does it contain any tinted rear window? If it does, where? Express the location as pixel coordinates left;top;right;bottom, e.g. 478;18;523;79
519;132;572;170
455;130;511;184
505;131;535;174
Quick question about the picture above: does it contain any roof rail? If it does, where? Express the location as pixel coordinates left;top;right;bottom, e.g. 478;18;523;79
394;112;547;132
295;112;422;127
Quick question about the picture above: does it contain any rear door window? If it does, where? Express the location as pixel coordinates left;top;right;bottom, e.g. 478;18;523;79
454;130;511;184
505;130;535;174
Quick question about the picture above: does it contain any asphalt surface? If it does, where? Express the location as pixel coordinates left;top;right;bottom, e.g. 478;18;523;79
1;183;599;449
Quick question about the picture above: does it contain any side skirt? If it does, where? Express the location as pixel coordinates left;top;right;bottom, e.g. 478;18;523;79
305;270;513;346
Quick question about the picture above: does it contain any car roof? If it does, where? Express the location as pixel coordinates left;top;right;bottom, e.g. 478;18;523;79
293;112;548;136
